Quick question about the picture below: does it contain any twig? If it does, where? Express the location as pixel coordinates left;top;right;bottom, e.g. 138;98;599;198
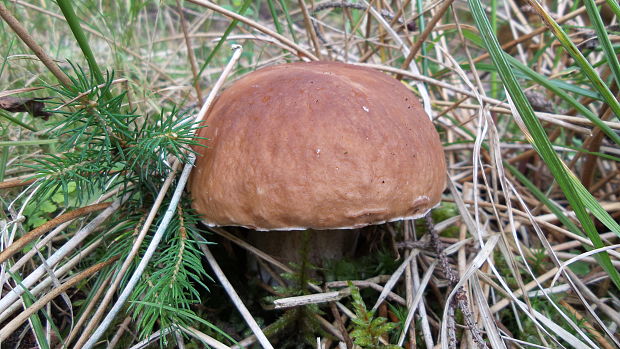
106;316;132;349
176;0;204;103
199;243;274;349
187;0;318;61
559;300;616;349
273;290;350;309
0;202;111;263
0;2;73;87
329;301;352;349
371;249;419;311
0;236;105;323
178;326;231;349
397;0;456;79
397;261;437;346
298;0;322;59
64;274;113;347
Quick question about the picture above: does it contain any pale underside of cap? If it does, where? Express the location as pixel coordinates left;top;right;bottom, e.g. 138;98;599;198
190;61;446;231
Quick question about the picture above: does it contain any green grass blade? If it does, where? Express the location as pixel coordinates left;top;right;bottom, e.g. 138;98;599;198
278;0;297;43
56;0;105;85
0;37;14;80
505;54;620;145
0;145;8;182
9;272;50;349
525;0;620;121
584;0;620;86
604;0;620;18
195;0;253;82
506;163;582;236
0;110;37;132
468;0;620;291
0;139;59;147
266;0;284;35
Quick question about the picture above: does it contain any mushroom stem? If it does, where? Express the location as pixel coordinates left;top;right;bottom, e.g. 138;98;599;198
248;229;359;269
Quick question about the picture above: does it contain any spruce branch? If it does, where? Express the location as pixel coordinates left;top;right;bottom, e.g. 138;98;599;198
84;155;196;349
82;45;243;349
129;203;210;340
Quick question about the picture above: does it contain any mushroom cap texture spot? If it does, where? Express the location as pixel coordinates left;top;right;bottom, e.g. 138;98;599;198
190;61;446;230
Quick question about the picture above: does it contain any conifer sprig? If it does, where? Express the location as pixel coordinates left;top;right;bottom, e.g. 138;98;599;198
16;61;213;344
130;204;210;340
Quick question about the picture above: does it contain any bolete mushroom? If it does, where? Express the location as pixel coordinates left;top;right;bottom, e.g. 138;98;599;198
190;61;445;266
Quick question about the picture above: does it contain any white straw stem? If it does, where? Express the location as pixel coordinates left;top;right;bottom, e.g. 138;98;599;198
199;243;274;349
0;197;125;314
83;158;195;349
82;45;243;349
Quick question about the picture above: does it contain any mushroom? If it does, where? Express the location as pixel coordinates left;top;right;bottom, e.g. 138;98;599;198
190;61;446;266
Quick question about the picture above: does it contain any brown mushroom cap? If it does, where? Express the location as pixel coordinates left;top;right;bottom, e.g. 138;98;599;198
190;61;446;230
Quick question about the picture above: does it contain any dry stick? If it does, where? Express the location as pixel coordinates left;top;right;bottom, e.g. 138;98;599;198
12;0;176;82
199;243;274;349
63;273;113;347
565;269;620;328
371;250;418;311
0;256;119;342
81;46;244;349
410;245;434;348
274;290;350;309
178;326;230;349
396;261;437;347
0;177;36;189
176;0;203;103
187;0;318;61
107;316;133;349
0;197;125;314
298;0;323;59
396;0;455;80
0;2;72;87
0;202;111;264
402;223;416;347
328;301;353;349
1;221;71;285
127;328;170;349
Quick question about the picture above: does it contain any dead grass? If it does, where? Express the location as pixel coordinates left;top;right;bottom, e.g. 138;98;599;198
1;1;619;348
